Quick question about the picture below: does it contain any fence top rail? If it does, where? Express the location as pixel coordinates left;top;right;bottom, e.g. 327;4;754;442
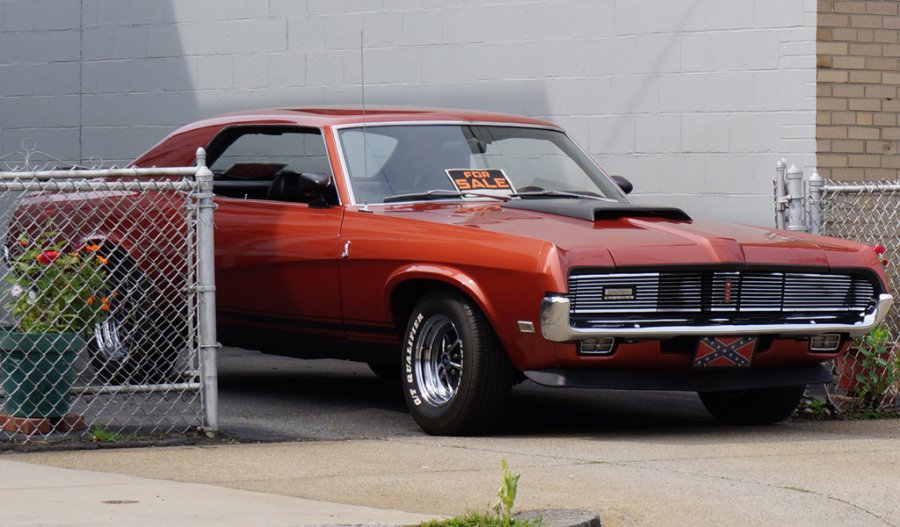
0;166;199;180
0;180;198;192
823;181;900;193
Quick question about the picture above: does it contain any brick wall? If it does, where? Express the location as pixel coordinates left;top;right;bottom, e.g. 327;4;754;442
817;0;900;180
0;0;818;225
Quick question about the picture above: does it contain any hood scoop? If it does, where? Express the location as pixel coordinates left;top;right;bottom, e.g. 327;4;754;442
502;199;692;222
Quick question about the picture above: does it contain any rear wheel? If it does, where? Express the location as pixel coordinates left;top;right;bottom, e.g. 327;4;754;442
699;385;805;425
88;253;179;385
402;292;514;436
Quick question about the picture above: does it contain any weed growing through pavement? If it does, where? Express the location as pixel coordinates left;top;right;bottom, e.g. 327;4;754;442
421;458;539;527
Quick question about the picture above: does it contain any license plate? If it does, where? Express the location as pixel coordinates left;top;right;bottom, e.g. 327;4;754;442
692;336;757;369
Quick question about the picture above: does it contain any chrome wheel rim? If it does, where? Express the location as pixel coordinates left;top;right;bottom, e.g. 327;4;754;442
93;318;128;362
413;314;463;407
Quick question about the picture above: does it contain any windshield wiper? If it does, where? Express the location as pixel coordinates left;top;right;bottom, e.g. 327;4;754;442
509;190;616;202
383;189;510;203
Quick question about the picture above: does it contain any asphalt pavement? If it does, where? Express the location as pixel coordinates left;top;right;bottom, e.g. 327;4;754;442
215;347;715;441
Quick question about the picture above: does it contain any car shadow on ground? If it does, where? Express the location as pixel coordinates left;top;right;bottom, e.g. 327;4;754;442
216;348;733;441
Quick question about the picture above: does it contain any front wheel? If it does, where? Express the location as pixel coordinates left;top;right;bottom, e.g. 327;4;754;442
698;385;805;425
402;292;514;436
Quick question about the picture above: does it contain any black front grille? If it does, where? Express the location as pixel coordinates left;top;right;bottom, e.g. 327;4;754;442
567;270;877;322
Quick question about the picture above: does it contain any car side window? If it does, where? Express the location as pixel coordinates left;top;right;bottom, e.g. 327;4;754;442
207;126;337;204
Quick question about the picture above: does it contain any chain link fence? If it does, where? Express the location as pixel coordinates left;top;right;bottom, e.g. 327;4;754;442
0;148;218;440
775;163;899;413
817;182;899;411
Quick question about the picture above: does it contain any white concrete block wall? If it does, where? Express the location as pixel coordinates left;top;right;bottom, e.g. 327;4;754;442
0;0;817;225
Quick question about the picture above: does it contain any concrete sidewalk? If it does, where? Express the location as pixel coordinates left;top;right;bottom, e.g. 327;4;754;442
0;458;436;527
4;418;900;526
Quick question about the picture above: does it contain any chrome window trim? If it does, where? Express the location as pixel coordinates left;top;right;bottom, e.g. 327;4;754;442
564;129;630;204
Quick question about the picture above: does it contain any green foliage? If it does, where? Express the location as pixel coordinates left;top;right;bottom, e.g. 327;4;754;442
88;424;139;443
421;459;538;527
493;458;521;524
422;511;537;527
795;397;834;420
852;326;899;409
3;215;109;334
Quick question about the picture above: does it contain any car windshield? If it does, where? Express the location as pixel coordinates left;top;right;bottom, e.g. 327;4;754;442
337;124;627;204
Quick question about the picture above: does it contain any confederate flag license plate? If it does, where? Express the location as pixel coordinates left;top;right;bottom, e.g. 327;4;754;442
692;336;757;369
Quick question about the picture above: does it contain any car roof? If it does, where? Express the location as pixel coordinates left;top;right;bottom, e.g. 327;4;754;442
174;106;560;133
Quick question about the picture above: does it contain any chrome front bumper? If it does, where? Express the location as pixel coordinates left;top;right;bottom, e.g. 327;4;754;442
540;293;894;342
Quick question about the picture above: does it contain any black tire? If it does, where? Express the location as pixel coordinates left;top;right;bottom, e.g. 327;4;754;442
401;291;514;436
88;253;179;385
699;385;806;425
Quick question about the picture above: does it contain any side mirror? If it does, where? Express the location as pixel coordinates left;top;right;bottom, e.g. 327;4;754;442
295;172;332;194
611;175;633;195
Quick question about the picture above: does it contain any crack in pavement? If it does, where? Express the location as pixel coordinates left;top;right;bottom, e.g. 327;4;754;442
616;461;897;527
385;435;900;466
383;437;898;525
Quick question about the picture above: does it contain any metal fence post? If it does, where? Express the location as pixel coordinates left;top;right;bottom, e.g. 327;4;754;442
786;164;806;232
775;159;787;229
807;172;824;235
195;147;219;435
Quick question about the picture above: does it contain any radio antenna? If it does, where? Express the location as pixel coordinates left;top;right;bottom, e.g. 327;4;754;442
360;30;368;205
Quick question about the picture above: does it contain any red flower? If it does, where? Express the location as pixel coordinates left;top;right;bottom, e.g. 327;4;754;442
17;238;28;247
36;250;60;264
43;208;55;217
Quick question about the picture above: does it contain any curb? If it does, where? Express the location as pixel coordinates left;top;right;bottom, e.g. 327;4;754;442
516;508;602;527
315;509;602;527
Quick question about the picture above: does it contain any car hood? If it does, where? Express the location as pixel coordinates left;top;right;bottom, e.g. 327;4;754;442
378;199;875;271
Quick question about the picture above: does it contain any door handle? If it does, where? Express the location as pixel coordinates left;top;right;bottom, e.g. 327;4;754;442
341;240;351;259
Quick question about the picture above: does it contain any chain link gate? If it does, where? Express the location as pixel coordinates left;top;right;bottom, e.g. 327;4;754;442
775;162;899;412
0;148;218;440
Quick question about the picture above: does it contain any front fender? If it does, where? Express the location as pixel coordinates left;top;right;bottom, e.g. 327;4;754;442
384;263;496;325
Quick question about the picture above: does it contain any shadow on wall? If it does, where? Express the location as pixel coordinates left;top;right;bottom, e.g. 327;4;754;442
79;1;201;166
0;1;199;167
0;0;197;321
3;2;561;165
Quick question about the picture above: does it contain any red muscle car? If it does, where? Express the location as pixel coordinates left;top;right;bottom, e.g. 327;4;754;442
100;108;894;434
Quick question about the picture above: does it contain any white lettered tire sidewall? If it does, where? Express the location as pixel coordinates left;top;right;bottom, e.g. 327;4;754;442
401;292;513;436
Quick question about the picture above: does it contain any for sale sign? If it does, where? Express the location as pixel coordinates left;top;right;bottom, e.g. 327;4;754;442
445;169;515;197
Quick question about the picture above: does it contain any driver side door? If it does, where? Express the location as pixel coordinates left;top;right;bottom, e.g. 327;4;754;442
207;126;345;345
